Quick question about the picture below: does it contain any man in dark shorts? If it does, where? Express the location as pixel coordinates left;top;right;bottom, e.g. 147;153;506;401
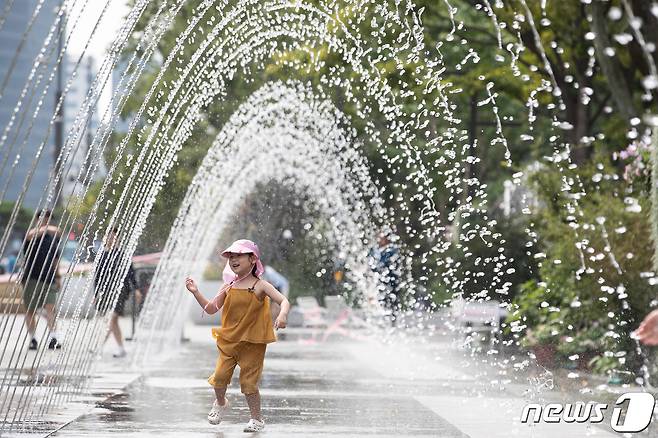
94;227;141;358
20;209;62;350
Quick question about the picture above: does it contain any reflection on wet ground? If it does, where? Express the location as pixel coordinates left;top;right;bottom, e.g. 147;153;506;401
50;324;654;437
51;326;469;437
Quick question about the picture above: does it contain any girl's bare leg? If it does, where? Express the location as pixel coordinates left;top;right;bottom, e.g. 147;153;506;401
245;390;261;420
213;386;228;405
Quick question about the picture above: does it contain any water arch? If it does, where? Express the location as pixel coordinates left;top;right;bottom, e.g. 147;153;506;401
80;0;481;289
134;80;390;359
0;0;513;425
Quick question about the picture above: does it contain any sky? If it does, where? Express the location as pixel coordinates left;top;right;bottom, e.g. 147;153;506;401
67;0;130;117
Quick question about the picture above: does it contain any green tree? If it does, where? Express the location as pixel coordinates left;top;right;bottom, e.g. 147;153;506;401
95;1;658;335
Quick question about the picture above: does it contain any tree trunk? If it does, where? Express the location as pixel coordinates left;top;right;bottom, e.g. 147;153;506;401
632;0;658;59
588;1;639;122
566;92;591;164
651;127;658;273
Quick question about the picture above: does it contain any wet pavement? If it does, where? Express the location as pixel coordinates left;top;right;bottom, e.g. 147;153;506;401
49;326;464;437
44;321;641;438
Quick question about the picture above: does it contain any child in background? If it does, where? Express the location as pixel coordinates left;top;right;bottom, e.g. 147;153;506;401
185;239;290;432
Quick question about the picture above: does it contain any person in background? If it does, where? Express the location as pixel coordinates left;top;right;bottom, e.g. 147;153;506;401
94;227;142;358
369;230;402;325
20;209;62;350
634;310;658;345
7;251;18;274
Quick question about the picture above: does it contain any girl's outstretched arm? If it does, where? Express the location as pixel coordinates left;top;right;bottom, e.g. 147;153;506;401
185;277;225;314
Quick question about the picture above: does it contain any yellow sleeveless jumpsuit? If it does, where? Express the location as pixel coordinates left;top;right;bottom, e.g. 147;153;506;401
208;285;276;394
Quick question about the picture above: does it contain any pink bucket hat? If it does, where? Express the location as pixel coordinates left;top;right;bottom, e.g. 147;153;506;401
220;239;265;284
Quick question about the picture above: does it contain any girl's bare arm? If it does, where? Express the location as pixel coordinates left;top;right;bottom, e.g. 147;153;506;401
262;282;290;316
185;277;225;314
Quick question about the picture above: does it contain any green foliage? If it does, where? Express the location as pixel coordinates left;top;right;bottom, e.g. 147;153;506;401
97;3;658;381
507;280;565;345
0;202;34;233
202;262;222;281
435;212;539;304
509;160;656;374
589;355;623;377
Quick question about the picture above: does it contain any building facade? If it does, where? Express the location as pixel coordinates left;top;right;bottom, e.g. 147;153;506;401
62;56;101;201
0;0;65;210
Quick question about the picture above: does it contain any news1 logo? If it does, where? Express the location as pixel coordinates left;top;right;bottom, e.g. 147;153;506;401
521;393;656;433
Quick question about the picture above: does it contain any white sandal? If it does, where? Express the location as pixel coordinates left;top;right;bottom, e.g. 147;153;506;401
243;418;265;432
207;398;229;425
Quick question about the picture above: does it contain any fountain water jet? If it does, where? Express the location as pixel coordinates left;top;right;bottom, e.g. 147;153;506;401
0;1;528;429
133;80;394;363
2;0;654;432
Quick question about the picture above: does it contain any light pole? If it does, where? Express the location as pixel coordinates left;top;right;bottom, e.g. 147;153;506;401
53;6;65;208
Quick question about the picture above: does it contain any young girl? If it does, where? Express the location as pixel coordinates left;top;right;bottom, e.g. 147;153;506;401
185;239;290;432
